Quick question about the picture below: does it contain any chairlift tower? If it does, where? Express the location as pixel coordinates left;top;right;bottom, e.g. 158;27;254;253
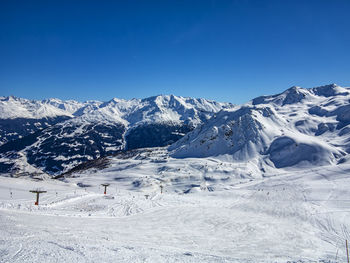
101;183;110;194
29;190;47;205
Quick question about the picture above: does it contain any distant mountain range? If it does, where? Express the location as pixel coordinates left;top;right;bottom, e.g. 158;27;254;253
1;83;350;177
0;95;234;175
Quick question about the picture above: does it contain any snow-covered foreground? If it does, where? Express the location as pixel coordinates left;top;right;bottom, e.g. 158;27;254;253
1;163;350;262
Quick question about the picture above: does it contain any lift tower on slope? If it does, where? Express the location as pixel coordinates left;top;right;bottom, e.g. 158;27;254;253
29;190;47;205
101;183;110;195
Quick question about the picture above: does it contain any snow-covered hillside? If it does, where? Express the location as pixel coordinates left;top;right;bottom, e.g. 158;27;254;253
0;148;349;262
170;84;350;170
0;95;233;174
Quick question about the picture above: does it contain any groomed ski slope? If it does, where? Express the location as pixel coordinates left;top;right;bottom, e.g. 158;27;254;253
1;161;350;262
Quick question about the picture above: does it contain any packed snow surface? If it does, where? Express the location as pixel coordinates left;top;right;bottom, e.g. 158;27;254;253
1;148;350;262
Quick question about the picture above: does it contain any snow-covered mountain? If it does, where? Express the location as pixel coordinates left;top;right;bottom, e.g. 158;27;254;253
2;84;350;176
0;96;78;119
169;84;350;172
0;95;233;174
0;96;101;145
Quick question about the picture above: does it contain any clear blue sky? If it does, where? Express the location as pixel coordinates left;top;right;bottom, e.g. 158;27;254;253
0;0;349;104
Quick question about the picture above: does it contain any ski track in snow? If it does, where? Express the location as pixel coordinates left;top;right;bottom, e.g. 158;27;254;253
0;163;350;262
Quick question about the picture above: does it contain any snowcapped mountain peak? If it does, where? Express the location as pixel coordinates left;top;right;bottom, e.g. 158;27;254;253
285;85;303;93
1;95;28;103
252;85;311;106
0;96;75;119
311;83;349;97
41;98;87;115
0;95;14;101
170;84;350;170
281;85;310;105
101;97;131;106
252;84;350;108
169;105;279;160
0;93;233;123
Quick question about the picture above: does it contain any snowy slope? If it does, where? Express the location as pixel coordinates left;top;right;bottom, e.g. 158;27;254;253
170;84;350;170
0;149;350;262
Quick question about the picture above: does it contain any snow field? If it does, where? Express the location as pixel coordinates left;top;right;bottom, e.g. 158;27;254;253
1;160;350;262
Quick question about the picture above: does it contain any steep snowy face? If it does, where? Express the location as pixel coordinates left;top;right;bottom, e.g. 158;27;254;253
170;106;278;159
170;84;348;169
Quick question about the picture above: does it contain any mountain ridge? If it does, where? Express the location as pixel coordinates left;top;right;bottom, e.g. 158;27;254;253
1;84;350;176
0;94;234;175
169;83;350;171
